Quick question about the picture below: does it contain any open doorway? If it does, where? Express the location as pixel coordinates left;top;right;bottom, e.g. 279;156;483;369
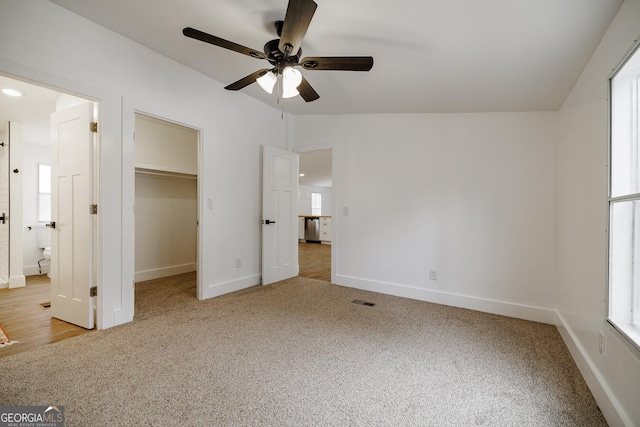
133;113;199;317
297;148;332;282
0;75;96;357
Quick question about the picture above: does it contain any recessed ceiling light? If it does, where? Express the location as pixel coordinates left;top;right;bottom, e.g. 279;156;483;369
2;88;22;97
299;173;305;177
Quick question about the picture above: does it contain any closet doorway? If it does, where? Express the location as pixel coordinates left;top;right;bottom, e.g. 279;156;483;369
133;114;199;309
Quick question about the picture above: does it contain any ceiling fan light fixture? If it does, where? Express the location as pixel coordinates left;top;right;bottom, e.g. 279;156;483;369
282;86;300;99
283;66;302;87
257;71;277;94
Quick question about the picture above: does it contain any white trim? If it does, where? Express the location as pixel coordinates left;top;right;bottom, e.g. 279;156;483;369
608;37;640;354
23;264;47;277
556;313;631;427
134;263;197;283
201;274;261;299
122;97;206;310
294;142;335;154
8;275;25;289
334;274;558;324
0;58;111;330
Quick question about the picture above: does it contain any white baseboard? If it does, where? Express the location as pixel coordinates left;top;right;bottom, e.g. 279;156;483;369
200;274;261;300
556;313;630;427
9;275;25;289
334;274;557;324
24;264;49;277
135;263;196;283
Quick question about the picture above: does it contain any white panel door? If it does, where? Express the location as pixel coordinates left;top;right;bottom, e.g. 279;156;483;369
50;102;94;329
262;146;299;285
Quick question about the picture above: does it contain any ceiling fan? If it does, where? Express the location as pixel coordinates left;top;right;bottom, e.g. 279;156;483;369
182;0;374;102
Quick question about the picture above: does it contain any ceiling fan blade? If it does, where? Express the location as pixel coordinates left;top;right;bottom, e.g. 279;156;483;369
225;69;270;91
298;76;319;102
300;56;374;71
278;0;317;56
183;27;266;60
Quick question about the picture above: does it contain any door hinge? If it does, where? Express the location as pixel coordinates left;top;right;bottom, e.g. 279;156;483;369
90;286;97;297
90;122;98;133
90;204;98;215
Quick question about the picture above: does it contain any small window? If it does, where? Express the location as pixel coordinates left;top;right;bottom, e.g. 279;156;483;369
608;41;640;349
311;192;322;216
37;164;51;223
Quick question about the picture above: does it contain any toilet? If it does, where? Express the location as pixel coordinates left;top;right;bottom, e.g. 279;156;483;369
35;224;51;275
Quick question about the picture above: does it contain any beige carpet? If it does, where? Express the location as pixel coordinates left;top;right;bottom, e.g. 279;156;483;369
0;274;606;426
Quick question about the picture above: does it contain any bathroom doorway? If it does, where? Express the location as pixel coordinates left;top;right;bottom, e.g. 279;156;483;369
0;75;96;354
133;113;199;310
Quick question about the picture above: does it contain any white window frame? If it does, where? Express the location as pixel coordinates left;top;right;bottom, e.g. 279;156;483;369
608;39;640;351
311;192;322;216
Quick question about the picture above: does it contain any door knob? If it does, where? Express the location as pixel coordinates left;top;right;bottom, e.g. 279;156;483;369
45;221;56;229
264;219;276;224
0;213;5;224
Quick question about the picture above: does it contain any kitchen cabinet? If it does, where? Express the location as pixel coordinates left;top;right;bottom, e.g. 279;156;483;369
319;217;332;244
298;217;305;241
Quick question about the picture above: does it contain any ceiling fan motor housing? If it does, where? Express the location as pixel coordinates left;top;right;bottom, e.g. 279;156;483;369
264;39;301;66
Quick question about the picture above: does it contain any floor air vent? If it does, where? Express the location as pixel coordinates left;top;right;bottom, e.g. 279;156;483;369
40;302;51;309
352;299;375;307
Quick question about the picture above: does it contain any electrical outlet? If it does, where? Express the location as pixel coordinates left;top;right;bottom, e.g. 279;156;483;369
207;198;213;210
235;258;242;269
598;331;606;356
343;207;350;216
429;269;438;281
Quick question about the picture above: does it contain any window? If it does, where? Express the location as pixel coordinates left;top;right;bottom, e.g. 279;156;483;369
609;41;640;349
37;164;51;223
311;192;322;216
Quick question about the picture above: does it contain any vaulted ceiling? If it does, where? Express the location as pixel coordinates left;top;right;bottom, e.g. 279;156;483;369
49;0;623;115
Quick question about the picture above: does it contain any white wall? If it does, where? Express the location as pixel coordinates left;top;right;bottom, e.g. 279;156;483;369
135;114;198;175
20;108;55;277
556;0;640;425
298;184;332;216
294;112;558;323
20;93;88;276
134;113;198;282
8;122;24;288
135;173;197;282
22;143;51;276
0;1;285;328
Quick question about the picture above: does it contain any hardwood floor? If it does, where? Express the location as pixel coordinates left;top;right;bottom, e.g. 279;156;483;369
0;275;91;359
298;242;331;282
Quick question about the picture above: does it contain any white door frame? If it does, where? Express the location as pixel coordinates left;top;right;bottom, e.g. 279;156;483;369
294;143;336;284
122;98;205;316
0;63;107;327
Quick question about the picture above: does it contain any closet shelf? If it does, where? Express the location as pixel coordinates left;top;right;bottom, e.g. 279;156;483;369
135;167;197;179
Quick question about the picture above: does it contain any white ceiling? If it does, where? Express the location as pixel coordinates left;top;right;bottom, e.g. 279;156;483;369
299;149;331;188
0;75;60;124
49;0;623;115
